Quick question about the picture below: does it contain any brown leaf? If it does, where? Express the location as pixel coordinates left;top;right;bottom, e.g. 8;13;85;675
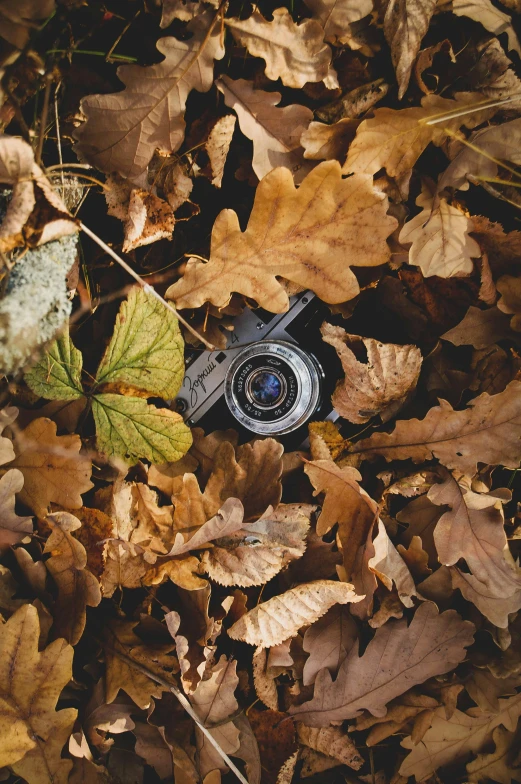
228;580;362;648
167;497;244;556
467;725;521;784
44;511;101;645
133;722;174;781
452;0;521;55
74;11;225;178
8;417;93;518
105;177;175;253
321;324;422;424
290;602;475;724
166;161;397;313
497;275;521;331
302;604;358;685
217;76;312;183
0;405;17;465
450;567;521;628
301;119;359;162
384;0;437;98
368;519;417;608
297;724;363;770
204;115;236;188
350;380;521;476
0;603;76;783
303;0;373;44
441;306;515;349
226;8;337;90
0;468;32;551
399;693;521;781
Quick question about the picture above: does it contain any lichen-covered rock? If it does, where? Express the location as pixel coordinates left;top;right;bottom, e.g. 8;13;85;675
0;234;77;375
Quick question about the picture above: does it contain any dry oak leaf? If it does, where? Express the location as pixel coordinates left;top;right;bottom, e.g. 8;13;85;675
399;184;481;278
301;119;359;163
343;94;493;184
43;511;102;645
0;603;76;784
303;0;373;44
7;417;93;518
321;323;422;424
466;725;521;784
74;11;225;179
105;177;175;253
441;306;515;349
0;468;33;551
204;114;237;188
190;655;240;778
449;567;521;628
429;471;521;597
497;275;521;331
452;0;521;56
302;604;358;686
368;518;417;608
105;620;176;710
225;7;338;90
227;580;362;648
384;0;437;99
349;380;521;476
354;689;440;746
166;497;245;556
166;161;397;313
399;692;521;782
297;724;363;771
216;76;313;182
0;405;17;465
290;602;474;725
202;502;312;587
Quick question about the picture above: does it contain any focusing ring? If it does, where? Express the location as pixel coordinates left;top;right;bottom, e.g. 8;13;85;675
224;340;322;435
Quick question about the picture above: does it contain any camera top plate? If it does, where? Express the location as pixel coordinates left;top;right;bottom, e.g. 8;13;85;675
179;291;317;425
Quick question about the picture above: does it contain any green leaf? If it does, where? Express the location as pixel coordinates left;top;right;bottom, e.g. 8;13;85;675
92;393;192;465
25;327;84;401
95;287;185;399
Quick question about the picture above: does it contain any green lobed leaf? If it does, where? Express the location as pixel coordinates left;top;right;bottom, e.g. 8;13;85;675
25;327;84;401
92;393;192;465
95;286;185;399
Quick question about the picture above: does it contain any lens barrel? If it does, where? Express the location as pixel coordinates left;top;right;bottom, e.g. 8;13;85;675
224;340;323;435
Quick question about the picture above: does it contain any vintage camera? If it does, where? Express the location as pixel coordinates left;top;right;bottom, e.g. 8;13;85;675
178;292;340;449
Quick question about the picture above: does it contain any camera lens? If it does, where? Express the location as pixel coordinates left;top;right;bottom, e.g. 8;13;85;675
224;340;323;435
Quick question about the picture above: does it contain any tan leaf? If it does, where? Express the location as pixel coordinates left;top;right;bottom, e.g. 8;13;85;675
302;0;373;44
441;306;515;349
105;621;176;709
397;535;431;579
450;567;521;628
302;604;358;686
253;647;279;710
0;604;76;783
384;0;437;98
368;519;416;607
399;693;521;781
0;468;33;551
43;511;101;645
228;580;362;648
167;160;396;312
301;119;359;162
8;417;93;518
190;655;240;778
144;554;207;590
343;94;493;184
399;184;481;277
452;0;521;55
355;690;439;746
291;602;475;724
0;406;17;465
297;724;363;770
368;592;405;629
105;177;175;253
225;8;337;90
497;275;521;331
321;324;422;424
0;0;55;50
216;76;313;182
205;115;236;188
350;380;521;476
74;11;225;178
202;503;311;587
429;470;521;596
466;725;520;783
133;721;174;780
167;497;245;555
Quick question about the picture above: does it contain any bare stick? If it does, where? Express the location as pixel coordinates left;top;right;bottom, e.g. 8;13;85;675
79;222;217;350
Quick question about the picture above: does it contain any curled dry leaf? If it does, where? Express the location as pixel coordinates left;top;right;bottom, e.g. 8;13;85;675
202;502;312;587
384;0;437;98
497;275;521;331
204;115;236;188
368;519;417;608
303;0;373;44
302;604;358;686
350;380;521;476
0;604;76;784
321;323;422;424
0;468;33;551
166;497;245;556
450;567;521;629
216;76;313;182
301;119;359;163
466;725;521;783
452;0;521;55
399;184;481;278
291;602;475;725
105;177;175;253
7;417;93;518
74;11;225;178
228;580;362;648
44;512;101;645
166;161;397;312
296;724;363;771
441;305;515;348
225;7;337;90
399;693;521;781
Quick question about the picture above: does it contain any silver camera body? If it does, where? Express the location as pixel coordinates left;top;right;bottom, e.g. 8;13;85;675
178;291;338;447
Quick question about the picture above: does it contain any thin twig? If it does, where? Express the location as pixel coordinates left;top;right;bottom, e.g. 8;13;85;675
36;74;53;166
53;83;65;198
106;10;140;62
79;222;217;350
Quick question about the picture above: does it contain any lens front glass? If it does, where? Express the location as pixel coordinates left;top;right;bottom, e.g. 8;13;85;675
248;369;284;407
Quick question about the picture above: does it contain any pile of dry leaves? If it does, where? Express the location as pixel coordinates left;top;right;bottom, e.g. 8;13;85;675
1;0;521;782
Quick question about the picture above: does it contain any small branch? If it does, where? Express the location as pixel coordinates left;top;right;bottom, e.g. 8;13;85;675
36;73;53;166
